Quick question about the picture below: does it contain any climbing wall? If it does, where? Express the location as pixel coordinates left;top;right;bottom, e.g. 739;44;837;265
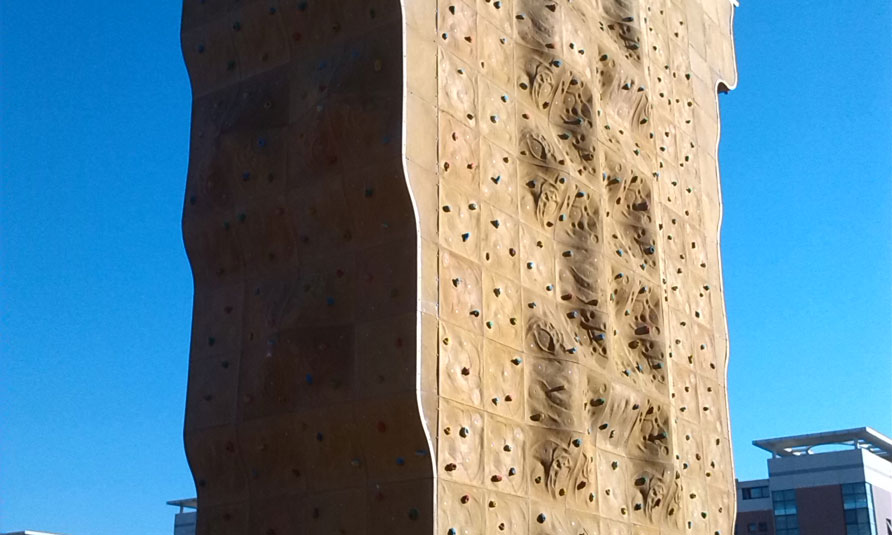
181;1;435;533
410;0;739;532
181;0;738;534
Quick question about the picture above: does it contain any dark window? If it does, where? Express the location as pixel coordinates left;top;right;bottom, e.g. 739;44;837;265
759;522;768;532
773;490;800;535
743;486;770;500
748;523;758;533
842;483;877;535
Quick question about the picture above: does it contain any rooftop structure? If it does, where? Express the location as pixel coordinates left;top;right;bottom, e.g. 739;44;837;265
167;498;197;535
754;427;892;460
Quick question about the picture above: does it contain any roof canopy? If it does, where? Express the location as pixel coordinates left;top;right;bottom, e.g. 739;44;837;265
754;427;892;460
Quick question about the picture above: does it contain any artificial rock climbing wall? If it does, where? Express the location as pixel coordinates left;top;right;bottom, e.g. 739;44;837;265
181;0;738;534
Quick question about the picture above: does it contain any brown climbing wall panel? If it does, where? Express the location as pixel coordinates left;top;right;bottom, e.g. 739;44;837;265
181;1;434;533
181;0;737;534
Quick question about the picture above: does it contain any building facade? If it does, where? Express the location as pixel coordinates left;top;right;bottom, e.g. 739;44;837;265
168;498;198;535
736;428;892;535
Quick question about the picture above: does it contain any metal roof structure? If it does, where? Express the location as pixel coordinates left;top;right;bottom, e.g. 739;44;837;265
167;498;198;513
753;426;892;461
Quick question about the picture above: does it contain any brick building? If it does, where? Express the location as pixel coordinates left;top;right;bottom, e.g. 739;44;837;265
736;427;892;535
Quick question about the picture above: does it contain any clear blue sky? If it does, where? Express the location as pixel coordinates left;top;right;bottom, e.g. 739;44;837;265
1;2;889;534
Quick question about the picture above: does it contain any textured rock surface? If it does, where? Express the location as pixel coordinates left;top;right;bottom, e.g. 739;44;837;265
181;0;737;533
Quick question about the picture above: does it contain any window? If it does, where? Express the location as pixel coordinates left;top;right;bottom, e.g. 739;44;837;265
773;490;800;535
747;523;758;533
759;522;768;532
773;490;797;515
842;483;877;535
743;486;770;500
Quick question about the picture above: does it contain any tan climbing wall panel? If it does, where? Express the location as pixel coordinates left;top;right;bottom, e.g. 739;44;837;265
420;0;737;533
181;0;737;533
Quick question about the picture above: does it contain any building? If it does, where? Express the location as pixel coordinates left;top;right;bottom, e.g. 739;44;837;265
167;498;197;535
736;427;892;535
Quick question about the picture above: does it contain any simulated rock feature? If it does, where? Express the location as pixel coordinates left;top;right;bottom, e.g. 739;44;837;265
180;1;738;534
